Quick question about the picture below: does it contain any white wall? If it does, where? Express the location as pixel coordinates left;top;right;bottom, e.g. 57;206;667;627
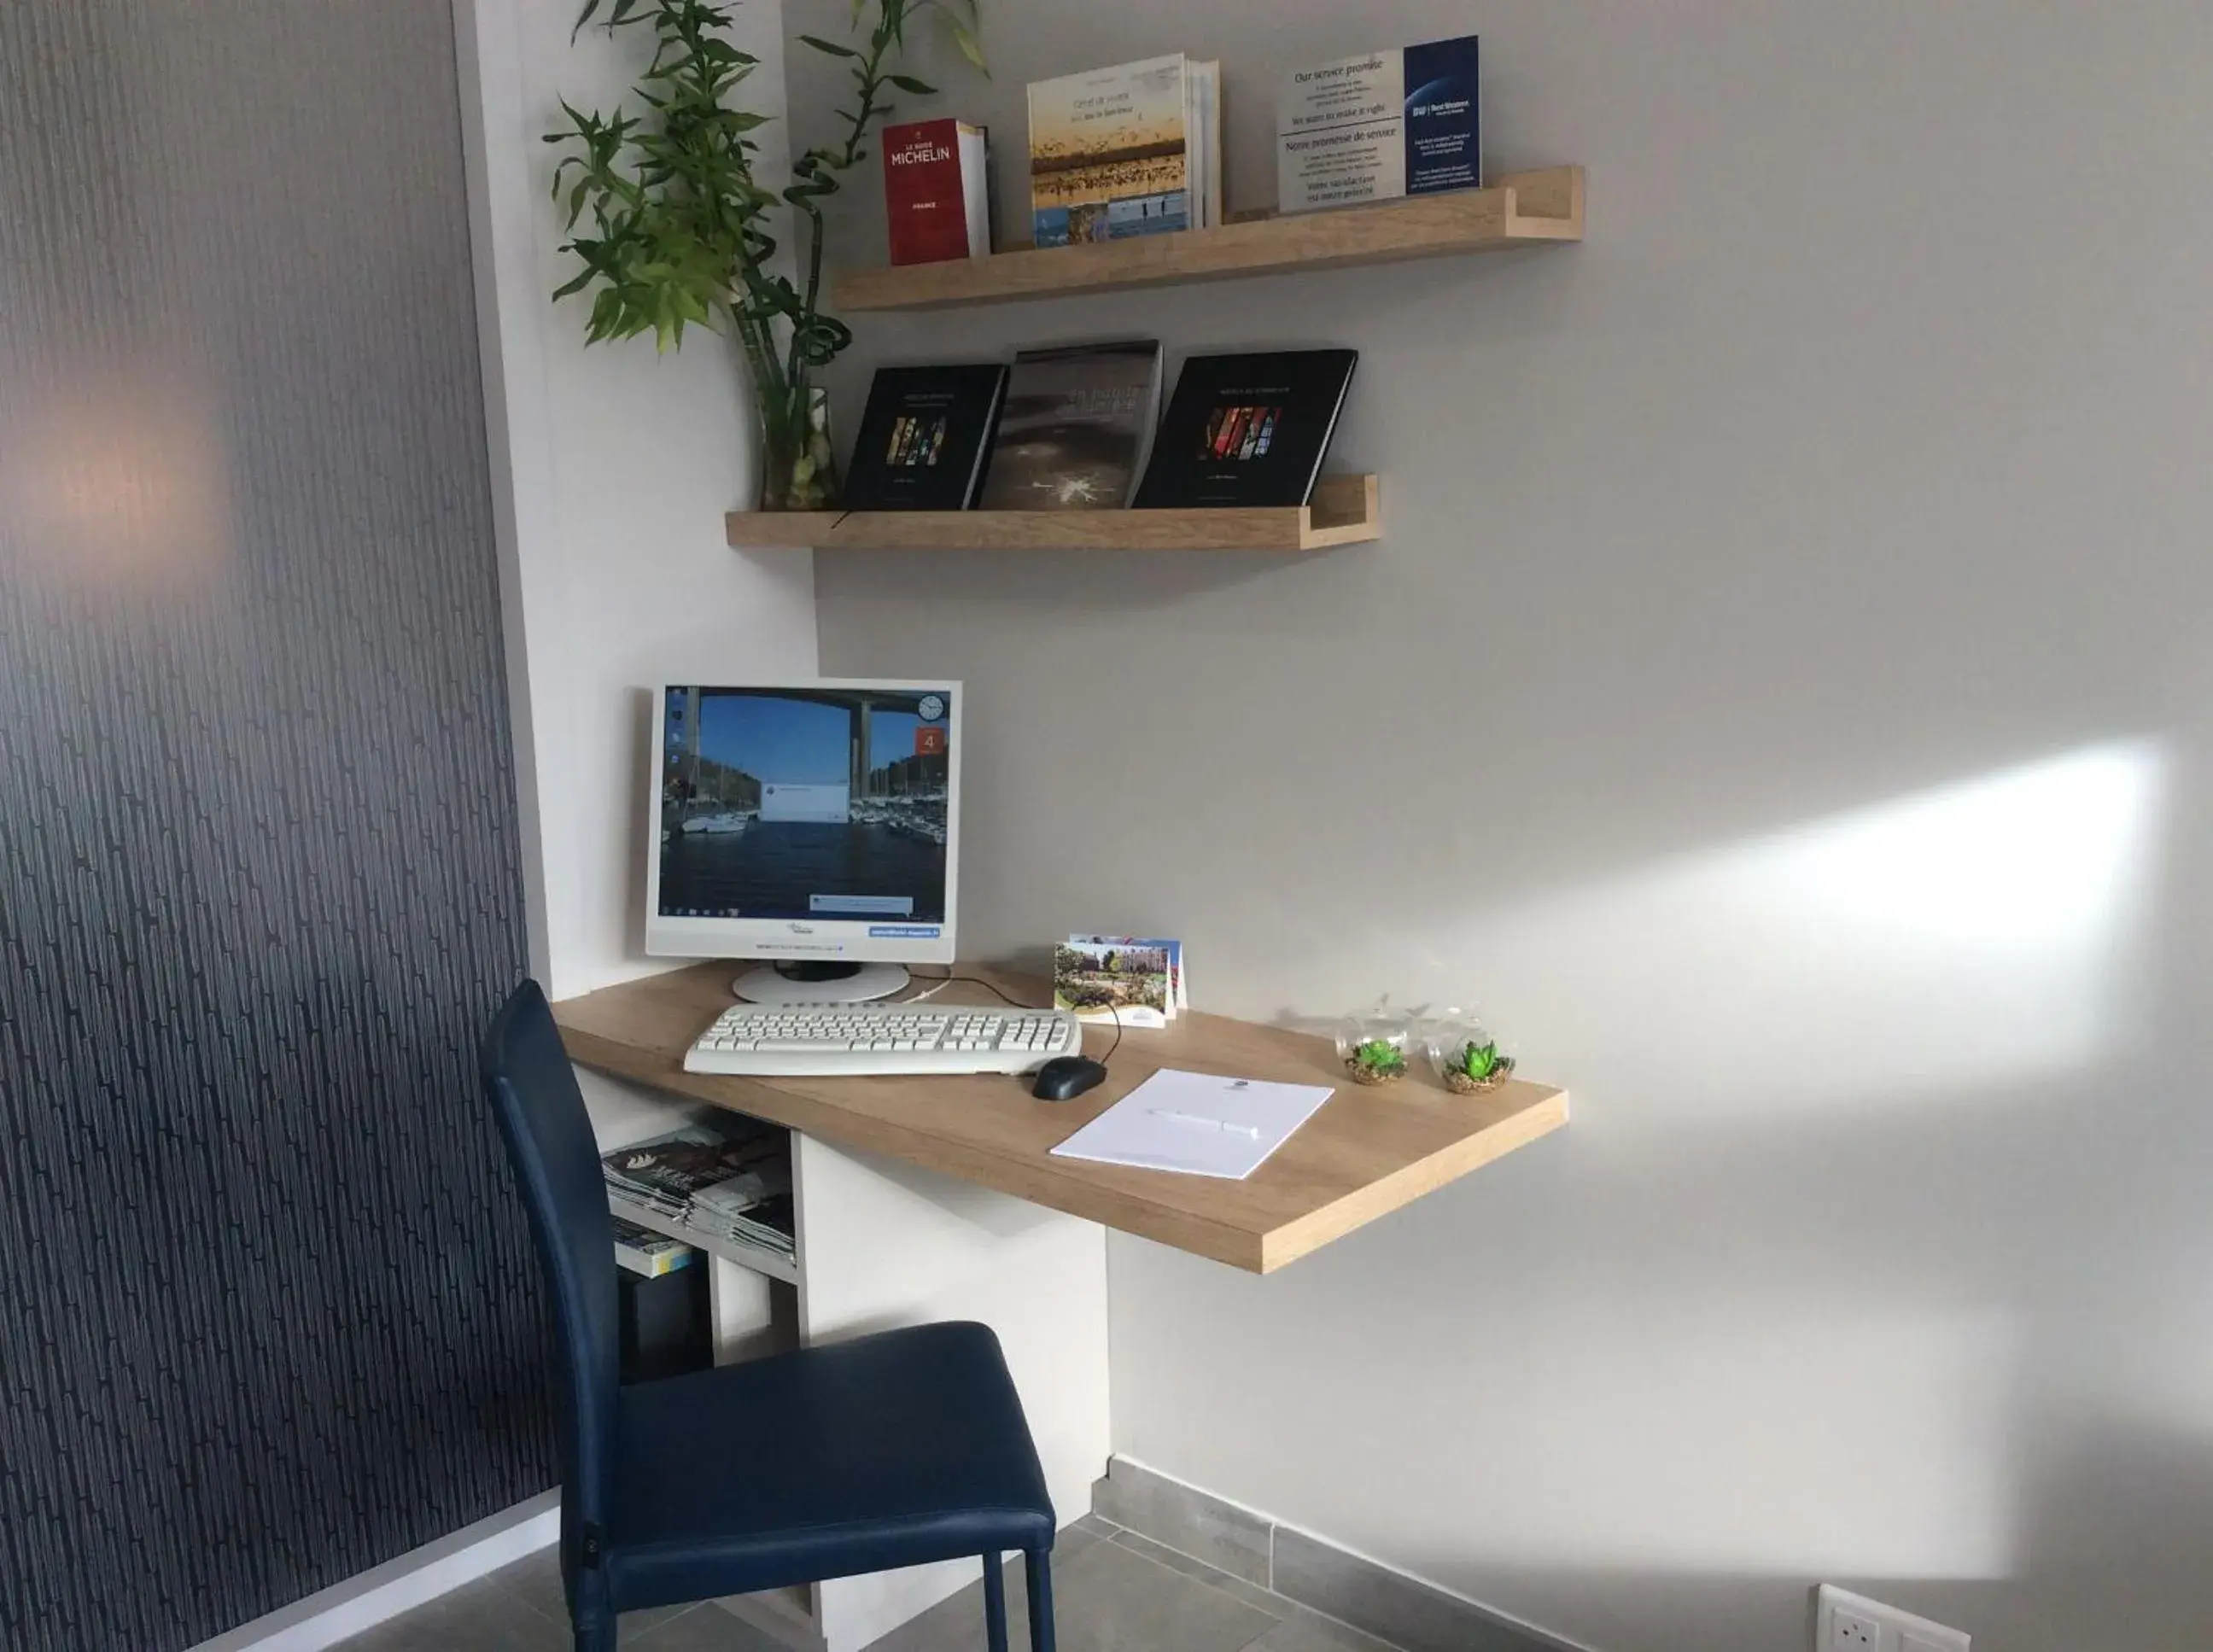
801;4;2213;1650
459;0;820;1013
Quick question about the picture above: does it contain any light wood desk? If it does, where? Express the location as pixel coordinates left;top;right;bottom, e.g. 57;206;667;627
552;960;1568;1275
551;962;1565;1651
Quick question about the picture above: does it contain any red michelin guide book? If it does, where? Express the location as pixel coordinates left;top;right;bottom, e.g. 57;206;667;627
883;118;991;265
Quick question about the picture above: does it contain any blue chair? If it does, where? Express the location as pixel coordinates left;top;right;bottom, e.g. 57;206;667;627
481;980;1059;1652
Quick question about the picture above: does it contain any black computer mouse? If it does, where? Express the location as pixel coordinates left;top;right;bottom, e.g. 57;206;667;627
1031;1056;1108;1101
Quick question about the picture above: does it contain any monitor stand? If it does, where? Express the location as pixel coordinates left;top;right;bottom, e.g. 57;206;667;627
731;960;912;1005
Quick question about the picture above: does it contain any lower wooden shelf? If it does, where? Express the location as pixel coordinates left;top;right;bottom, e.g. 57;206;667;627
727;474;1381;553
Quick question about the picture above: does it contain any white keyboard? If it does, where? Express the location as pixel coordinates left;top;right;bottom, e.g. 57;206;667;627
682;1002;1084;1077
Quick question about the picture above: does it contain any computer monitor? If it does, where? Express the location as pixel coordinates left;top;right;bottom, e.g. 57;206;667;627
645;680;961;1002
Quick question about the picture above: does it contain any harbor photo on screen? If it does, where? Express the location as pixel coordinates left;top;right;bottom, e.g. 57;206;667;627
659;686;952;923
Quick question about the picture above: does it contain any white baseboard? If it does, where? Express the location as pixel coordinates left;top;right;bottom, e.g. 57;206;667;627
189;1491;560;1652
1102;1455;1596;1652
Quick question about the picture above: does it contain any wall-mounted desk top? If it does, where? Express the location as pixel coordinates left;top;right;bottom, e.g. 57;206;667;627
552;962;1568;1274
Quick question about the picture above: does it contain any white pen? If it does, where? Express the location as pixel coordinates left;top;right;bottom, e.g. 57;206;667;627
1148;1108;1261;1140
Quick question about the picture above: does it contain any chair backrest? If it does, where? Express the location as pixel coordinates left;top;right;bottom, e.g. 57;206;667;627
480;979;619;1583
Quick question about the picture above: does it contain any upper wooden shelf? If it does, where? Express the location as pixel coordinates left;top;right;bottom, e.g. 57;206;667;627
552;962;1568;1274
727;474;1380;553
832;166;1583;313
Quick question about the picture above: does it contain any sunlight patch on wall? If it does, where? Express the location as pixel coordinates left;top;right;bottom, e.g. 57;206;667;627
1466;742;2165;1111
0;361;233;590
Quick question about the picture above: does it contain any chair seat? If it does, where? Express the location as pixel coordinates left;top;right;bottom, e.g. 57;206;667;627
604;1320;1055;1611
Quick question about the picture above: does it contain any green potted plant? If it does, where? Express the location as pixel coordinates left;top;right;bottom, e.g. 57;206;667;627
1336;1000;1412;1087
546;0;984;509
1345;1037;1410;1085
1423;1011;1516;1094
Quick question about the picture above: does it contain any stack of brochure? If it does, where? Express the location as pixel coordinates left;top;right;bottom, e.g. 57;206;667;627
1026;55;1222;248
1276;36;1480;214
688;1185;796;1263
610;1216;697;1278
599;1120;795;1266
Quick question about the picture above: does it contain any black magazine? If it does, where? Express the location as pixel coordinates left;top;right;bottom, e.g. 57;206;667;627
1133;349;1358;509
844;363;1010;511
978;341;1163;510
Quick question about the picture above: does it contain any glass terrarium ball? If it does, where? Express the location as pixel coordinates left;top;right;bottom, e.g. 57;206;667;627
1423;1008;1515;1094
1336;1001;1412;1086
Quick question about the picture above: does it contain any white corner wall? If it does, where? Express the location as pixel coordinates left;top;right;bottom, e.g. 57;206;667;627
801;3;2213;1651
458;0;819;1007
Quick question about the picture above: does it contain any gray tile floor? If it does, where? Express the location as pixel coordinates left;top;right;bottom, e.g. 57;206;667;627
337;1515;1398;1652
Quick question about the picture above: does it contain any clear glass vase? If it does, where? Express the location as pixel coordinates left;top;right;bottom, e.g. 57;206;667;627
1335;997;1413;1087
757;379;840;511
1423;1007;1516;1094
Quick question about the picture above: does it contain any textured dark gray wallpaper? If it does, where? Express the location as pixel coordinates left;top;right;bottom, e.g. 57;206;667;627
0;3;552;1649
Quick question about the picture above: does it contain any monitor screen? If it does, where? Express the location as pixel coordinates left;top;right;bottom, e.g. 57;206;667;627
646;681;959;966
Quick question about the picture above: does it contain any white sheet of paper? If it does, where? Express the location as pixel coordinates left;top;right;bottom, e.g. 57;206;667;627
1049;1067;1334;1180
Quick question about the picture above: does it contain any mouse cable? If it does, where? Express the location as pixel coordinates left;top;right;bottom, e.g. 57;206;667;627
904;970;1033;1008
1095;1004;1125;1065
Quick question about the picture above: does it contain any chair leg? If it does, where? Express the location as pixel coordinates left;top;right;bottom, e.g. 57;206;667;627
1025;1547;1055;1652
982;1550;1008;1652
573;1613;616;1652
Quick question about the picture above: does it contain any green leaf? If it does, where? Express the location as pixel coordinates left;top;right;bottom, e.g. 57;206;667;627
586;287;622;341
950;20;987;73
546;0;985;370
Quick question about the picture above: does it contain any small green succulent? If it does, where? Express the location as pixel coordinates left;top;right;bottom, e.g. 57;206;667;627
1350;1038;1408;1077
1451;1040;1504;1081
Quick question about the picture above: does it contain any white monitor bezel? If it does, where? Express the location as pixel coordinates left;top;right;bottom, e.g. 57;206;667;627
644;679;961;968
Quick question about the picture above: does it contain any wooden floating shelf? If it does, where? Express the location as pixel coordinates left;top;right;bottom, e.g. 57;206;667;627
727;474;1381;553
832;166;1583;312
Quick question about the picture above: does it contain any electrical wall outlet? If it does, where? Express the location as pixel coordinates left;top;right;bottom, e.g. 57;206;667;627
1829;1599;1880;1649
1816;1585;1970;1652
